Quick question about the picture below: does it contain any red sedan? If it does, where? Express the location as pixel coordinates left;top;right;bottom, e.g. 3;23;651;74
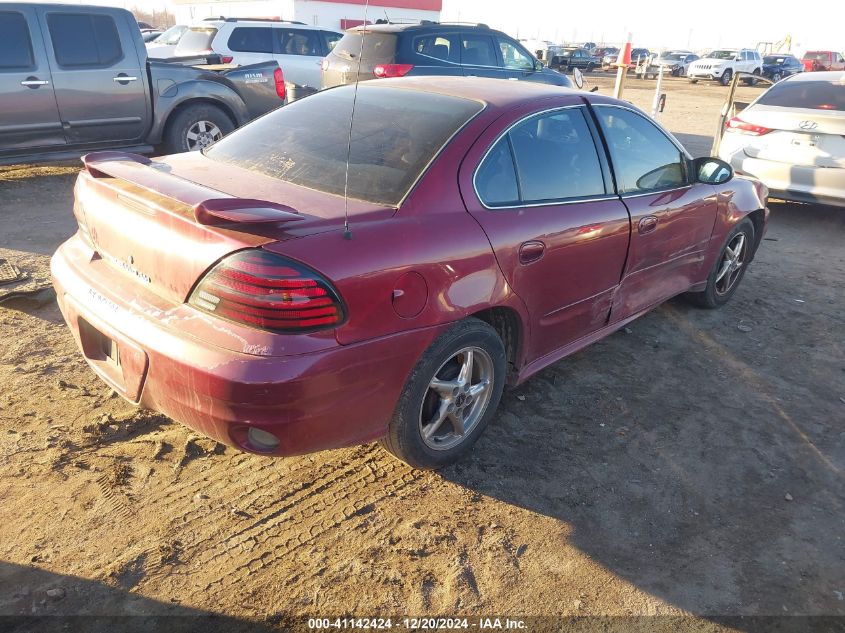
51;78;769;469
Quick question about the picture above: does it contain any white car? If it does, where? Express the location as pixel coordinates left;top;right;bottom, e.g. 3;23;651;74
718;71;845;207
145;24;188;59
687;48;762;86
174;18;343;91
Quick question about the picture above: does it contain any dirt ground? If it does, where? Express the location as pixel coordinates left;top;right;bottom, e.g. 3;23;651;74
1;76;843;632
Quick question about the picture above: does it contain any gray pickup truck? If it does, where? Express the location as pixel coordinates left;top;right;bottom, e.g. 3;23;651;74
0;3;285;164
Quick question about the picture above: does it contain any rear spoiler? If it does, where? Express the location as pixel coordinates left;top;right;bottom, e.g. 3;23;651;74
81;152;305;226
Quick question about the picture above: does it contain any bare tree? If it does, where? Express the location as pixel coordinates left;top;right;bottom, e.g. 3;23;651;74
131;6;176;29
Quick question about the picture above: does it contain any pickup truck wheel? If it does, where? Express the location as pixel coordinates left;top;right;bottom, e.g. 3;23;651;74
379;318;506;470
164;104;234;154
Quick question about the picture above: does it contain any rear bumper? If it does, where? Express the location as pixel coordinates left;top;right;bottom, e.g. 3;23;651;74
719;148;845;208
51;236;444;456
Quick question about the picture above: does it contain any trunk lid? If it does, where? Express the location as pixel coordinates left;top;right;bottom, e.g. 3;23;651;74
75;152;391;305
736;106;845;168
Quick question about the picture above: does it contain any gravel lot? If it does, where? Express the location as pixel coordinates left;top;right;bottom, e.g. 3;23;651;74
1;75;843;632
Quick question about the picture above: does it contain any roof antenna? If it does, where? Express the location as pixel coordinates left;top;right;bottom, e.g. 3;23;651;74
341;0;371;240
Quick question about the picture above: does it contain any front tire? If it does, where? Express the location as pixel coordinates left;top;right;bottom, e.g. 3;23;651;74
720;68;733;86
163;103;234;154
379;318;506;470
687;218;755;309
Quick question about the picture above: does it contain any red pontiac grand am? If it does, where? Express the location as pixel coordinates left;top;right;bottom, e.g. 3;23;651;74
52;77;768;469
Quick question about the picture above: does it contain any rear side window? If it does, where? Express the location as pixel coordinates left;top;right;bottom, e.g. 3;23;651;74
227;27;273;54
277;29;321;56
413;34;460;63
332;32;396;62
205;85;484;206
175;27;218;54
476;108;606;206
461;34;498;67
756;80;845;111
0;12;34;70
47;13;122;68
595;106;686;194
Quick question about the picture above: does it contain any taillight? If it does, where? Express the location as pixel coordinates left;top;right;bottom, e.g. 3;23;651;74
372;63;414;78
320;57;329;71
221;55;234;64
725;116;772;136
189;250;345;333
273;67;286;100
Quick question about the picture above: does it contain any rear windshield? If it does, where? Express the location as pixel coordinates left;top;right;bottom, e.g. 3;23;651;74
205;85;484;206
757;80;845;111
333;31;397;62
803;52;829;61
710;50;737;59
175;27;217;54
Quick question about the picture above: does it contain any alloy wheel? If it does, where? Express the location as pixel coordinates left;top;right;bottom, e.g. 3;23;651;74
186;120;223;151
418;347;494;451
715;232;748;295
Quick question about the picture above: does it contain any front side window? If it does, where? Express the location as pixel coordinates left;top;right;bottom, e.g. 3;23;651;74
48;13;122;67
227;27;273;53
460;34;497;67
0;12;34;70
595;106;686;194
475;108;606;207
497;38;533;70
278;29;321;56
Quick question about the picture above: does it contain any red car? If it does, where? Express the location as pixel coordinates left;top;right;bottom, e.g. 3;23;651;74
801;51;845;72
51;78;769;469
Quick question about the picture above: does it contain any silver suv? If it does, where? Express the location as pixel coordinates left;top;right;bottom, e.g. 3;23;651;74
175;18;343;91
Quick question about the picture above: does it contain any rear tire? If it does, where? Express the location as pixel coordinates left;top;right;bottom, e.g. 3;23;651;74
379;318;506;470
686;218;755;309
163;103;234;155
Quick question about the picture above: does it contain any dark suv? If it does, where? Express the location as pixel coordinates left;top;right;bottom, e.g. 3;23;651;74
321;22;571;89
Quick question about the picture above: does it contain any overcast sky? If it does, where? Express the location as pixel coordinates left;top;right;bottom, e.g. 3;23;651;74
36;0;841;52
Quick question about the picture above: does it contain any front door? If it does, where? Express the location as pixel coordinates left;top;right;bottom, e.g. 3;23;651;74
0;7;65;152
460;102;631;364
40;7;148;145
592;105;720;321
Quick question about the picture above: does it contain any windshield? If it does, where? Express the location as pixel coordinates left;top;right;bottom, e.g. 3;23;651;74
174;27;217;54
205;85;484;206
756;80;845;111
763;56;786;64
660;52;686;60
803;52;830;61
710;50;738;60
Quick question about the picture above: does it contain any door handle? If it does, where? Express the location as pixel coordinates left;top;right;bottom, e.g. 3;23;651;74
638;215;659;235
113;75;139;83
21;78;49;87
519;240;546;265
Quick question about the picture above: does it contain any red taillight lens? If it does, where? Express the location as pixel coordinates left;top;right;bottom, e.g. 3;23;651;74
221;55;234;64
725;116;772;136
189;250;345;333
372;63;414;78
320;57;329;71
273;67;286;100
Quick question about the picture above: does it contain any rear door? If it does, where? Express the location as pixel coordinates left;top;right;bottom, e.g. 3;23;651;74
460;32;510;80
275;27;324;88
0;6;65;151
40;7;149;145
593;105;720;320
460;102;631;363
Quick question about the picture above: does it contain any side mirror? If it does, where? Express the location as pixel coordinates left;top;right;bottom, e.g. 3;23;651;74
534;59;544;71
695;157;733;184
572;67;585;89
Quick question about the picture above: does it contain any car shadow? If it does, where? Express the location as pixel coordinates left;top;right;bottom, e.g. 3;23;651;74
672;133;715;158
0;560;283;632
439;283;845;625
